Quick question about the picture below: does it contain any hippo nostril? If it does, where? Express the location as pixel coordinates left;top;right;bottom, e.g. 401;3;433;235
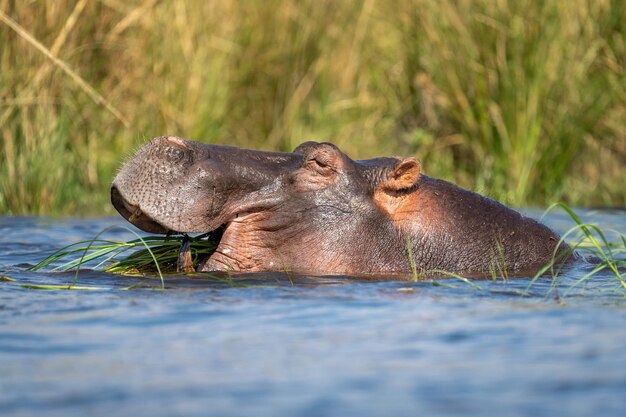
164;146;185;163
163;136;190;163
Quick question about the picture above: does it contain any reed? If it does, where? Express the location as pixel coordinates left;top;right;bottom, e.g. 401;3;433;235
30;233;217;276
526;203;626;296
1;0;624;214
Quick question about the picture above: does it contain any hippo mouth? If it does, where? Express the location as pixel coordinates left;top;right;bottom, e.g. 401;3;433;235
110;186;173;234
111;185;230;243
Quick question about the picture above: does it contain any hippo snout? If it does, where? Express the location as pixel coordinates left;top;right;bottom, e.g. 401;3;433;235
110;185;172;234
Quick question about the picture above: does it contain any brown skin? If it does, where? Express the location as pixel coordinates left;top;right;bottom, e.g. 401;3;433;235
111;136;573;277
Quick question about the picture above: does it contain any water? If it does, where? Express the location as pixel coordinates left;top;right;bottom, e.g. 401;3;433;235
1;210;625;417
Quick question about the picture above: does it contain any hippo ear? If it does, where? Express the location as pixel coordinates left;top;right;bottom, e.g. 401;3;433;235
381;158;421;192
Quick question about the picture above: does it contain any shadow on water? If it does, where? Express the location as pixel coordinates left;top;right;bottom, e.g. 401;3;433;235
1;210;625;417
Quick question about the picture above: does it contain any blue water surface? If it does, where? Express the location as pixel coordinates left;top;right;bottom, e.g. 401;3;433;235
0;210;625;417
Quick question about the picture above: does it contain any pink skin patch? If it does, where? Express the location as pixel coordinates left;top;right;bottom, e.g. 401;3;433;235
167;136;189;148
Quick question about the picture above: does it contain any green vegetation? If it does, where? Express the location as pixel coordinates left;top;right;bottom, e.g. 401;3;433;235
1;0;624;214
527;203;626;296
30;231;217;284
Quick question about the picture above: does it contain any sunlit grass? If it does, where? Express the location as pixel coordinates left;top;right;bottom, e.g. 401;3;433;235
19;284;108;291
25;229;260;290
28;224;217;291
30;232;216;278
526;203;626;297
1;0;624;214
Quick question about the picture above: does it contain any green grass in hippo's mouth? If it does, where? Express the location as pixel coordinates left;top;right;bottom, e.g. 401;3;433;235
26;204;626;295
29;226;220;288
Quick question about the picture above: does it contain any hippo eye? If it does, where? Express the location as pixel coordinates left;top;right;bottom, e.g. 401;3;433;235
306;157;333;176
306;157;325;169
309;158;327;168
164;146;185;163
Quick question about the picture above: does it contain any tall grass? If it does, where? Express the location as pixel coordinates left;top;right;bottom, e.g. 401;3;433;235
1;0;624;214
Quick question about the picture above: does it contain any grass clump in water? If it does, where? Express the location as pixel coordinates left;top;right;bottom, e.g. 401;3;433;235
527;203;626;297
31;232;217;278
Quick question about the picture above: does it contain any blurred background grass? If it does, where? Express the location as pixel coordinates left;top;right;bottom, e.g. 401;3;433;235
0;0;624;215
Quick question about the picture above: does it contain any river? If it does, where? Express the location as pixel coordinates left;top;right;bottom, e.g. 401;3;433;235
1;209;625;417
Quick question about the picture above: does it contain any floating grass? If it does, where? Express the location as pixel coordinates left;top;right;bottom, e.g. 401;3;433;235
30;227;218;289
428;271;484;291
527;203;626;296
31;234;216;275
20;284;108;291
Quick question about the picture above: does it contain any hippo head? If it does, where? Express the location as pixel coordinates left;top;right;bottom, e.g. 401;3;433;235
111;136;423;273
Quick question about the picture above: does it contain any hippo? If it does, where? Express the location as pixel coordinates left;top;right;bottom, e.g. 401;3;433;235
111;136;573;278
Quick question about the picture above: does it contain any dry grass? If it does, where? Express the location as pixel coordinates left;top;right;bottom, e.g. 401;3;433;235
1;0;624;214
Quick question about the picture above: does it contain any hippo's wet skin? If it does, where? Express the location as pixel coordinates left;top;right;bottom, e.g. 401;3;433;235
111;136;572;277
